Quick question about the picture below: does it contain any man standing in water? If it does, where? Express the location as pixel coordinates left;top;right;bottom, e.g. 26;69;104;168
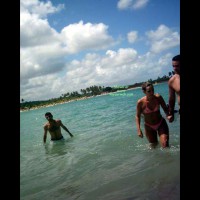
168;55;180;122
43;112;73;144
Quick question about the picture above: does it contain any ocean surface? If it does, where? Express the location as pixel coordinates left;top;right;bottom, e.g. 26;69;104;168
20;82;180;200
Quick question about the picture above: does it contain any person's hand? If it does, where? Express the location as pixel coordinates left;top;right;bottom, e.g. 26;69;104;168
138;129;143;138
167;115;174;123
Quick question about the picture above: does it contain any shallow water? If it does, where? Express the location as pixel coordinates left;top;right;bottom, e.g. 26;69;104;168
20;82;180;200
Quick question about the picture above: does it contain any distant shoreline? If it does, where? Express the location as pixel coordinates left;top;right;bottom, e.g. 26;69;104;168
20;81;167;112
20;89;136;112
20;93;110;112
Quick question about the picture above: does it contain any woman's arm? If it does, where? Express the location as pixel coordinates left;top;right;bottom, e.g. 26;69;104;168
135;100;143;138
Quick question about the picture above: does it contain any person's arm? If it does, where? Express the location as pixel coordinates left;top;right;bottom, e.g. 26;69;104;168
158;94;173;122
43;125;48;144
158;95;170;116
168;83;176;122
135;100;143;138
60;121;73;137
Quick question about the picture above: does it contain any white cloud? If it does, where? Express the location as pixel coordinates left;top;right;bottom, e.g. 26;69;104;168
117;0;132;10
20;12;61;47
117;0;149;10
146;24;180;53
20;0;64;18
20;46;174;101
20;2;116;99
61;21;115;54
132;0;149;10
127;31;138;43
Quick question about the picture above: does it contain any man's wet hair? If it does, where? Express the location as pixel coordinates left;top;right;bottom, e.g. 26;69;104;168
45;112;53;117
172;54;180;62
142;82;154;92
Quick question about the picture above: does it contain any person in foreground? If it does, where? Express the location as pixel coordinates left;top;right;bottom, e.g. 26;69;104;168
43;112;73;144
168;54;180;122
135;82;171;148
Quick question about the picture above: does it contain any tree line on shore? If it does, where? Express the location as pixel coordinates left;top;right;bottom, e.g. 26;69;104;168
20;73;173;111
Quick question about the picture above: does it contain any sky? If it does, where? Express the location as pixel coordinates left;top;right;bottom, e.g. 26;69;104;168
20;0;180;101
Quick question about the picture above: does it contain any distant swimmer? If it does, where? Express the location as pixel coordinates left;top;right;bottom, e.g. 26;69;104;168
43;112;73;144
135;82;171;148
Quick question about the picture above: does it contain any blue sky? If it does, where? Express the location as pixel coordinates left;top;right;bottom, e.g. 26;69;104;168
20;0;180;101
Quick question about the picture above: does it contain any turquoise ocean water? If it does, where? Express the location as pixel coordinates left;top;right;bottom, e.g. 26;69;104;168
20;82;180;200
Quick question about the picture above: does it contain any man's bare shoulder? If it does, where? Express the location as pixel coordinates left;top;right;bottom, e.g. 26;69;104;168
168;76;175;87
55;119;62;124
43;123;49;129
169;74;179;82
169;75;174;82
138;96;145;103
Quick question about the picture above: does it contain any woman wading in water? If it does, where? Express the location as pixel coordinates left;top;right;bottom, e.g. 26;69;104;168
135;82;171;148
